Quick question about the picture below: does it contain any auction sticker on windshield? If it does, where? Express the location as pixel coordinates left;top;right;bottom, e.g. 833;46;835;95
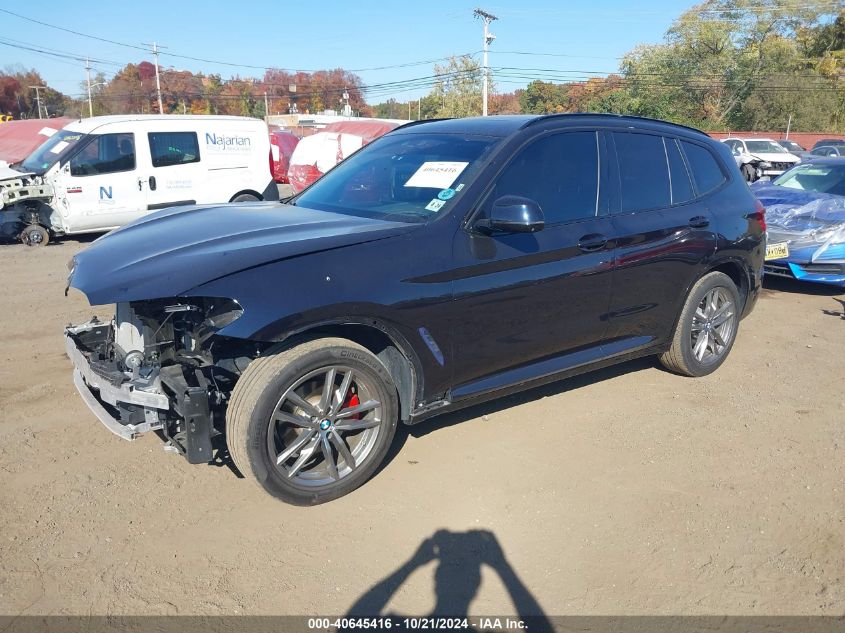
404;161;469;189
765;242;789;260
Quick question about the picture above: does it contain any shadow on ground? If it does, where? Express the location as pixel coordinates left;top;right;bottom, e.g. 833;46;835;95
345;529;554;632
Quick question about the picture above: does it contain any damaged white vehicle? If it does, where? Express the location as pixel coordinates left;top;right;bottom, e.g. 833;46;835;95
722;138;800;183
0;115;277;246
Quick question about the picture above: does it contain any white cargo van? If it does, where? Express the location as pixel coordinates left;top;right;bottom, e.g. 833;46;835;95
0;115;277;246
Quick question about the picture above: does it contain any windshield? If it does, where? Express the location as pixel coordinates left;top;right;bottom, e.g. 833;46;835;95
780;141;803;152
19;129;86;173
745;140;788;154
294;132;500;223
773;164;845;196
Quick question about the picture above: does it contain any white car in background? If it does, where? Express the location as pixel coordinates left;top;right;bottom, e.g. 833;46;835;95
722;138;801;182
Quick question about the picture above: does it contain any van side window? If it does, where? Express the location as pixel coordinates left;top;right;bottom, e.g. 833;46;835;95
665;138;695;204
148;132;200;168
681;141;726;194
69;133;135;176
488;131;599;224
613;132;671;212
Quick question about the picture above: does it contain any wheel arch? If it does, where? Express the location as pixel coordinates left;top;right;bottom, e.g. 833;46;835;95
280;319;422;424
705;258;750;311
229;189;263;202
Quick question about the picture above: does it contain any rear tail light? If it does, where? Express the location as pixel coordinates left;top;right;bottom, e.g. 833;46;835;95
753;198;766;232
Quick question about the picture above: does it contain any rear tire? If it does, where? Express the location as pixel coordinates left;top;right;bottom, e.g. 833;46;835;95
226;338;399;505
20;224;49;247
660;272;741;377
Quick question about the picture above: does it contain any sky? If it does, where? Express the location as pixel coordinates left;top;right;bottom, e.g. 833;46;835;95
0;0;698;103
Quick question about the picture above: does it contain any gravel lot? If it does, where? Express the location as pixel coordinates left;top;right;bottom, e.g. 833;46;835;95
0;236;843;617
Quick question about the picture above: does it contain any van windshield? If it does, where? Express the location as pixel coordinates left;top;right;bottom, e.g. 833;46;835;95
293;132;499;223
19;130;87;173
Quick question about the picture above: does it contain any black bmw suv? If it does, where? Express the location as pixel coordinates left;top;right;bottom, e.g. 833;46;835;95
65;114;765;505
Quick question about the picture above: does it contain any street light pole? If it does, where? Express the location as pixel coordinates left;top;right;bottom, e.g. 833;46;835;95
474;8;497;117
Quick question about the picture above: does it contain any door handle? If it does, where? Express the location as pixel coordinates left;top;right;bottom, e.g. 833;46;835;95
578;233;608;252
149;176;157;191
689;215;710;228
137;178;146;191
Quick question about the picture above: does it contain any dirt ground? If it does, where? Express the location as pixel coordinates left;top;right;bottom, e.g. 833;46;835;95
0;237;843;618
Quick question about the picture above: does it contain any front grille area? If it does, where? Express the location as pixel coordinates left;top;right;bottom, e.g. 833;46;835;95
770;162;793;171
799;262;844;275
763;262;794;278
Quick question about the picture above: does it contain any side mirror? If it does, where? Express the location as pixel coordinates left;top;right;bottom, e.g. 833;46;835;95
476;195;545;234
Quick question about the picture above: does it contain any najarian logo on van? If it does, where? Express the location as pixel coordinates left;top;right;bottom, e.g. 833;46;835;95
205;132;251;150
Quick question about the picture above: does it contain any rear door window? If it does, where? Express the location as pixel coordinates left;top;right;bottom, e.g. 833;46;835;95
148;132;200;167
613;132;671;212
681;141;726;195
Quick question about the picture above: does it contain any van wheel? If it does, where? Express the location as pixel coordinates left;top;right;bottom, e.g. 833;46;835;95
741;164;756;182
660;272;740;377
226;337;399;505
20;224;49;247
232;193;259;202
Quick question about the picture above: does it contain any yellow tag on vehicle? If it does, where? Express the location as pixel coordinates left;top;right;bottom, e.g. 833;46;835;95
765;242;789;260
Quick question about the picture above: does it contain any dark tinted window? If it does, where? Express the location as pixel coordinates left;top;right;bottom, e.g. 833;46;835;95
490;131;598;224
681;141;726;194
149;132;200;167
665;138;694;204
69;133;135;176
614;132;670;212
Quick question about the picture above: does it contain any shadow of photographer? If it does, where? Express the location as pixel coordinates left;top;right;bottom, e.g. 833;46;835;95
346;529;553;632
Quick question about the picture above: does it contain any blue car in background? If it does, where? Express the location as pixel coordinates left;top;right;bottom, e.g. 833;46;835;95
752;157;845;288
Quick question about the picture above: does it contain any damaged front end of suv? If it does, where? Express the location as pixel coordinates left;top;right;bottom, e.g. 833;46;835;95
65;296;257;462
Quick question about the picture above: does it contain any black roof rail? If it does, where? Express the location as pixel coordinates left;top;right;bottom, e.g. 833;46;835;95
392;118;451;131
520;112;709;137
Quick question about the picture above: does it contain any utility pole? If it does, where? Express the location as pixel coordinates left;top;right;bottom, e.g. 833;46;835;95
418;99;421;120
264;91;269;117
474;8;497;117
29;85;46;119
785;113;792;139
143;42;166;114
85;58;94;117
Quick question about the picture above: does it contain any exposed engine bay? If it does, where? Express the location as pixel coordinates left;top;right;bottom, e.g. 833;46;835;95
65;298;261;463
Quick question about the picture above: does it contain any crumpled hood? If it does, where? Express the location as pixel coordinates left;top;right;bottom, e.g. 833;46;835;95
0;164;32;182
746;152;800;164
69;202;416;305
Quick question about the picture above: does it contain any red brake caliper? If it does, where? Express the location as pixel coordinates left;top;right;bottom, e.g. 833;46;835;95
342;393;361;420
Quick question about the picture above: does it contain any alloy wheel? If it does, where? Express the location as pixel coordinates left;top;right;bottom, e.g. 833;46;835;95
690;287;737;365
267;365;383;487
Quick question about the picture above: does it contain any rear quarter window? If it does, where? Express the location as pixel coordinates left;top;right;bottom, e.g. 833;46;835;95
681;141;726;195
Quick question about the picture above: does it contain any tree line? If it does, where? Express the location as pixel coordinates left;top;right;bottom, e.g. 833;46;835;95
0;63;369;119
1;1;842;132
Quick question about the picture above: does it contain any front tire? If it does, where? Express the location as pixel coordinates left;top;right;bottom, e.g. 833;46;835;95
660;272;741;377
226;338;399;505
20;224;49;247
231;193;260;202
741;163;756;182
